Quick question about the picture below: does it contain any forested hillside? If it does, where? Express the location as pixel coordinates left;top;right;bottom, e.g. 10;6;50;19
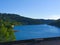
0;13;43;25
0;13;55;25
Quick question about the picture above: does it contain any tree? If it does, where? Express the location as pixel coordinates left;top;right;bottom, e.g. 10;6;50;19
0;19;16;42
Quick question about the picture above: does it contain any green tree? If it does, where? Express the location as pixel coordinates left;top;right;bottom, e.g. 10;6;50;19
0;19;16;42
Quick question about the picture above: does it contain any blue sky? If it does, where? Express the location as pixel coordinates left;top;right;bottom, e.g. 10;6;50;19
0;0;60;19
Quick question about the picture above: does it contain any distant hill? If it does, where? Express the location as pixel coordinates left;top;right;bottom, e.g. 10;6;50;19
0;13;55;25
48;19;60;27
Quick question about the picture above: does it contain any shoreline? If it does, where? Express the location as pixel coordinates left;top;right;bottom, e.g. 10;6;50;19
0;36;60;45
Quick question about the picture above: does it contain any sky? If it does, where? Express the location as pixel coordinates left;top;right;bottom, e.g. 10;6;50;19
0;0;60;19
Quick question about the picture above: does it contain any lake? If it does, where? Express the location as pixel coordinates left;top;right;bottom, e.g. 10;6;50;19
13;24;60;40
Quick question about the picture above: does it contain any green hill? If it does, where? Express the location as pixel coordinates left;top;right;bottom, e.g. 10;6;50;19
0;13;55;25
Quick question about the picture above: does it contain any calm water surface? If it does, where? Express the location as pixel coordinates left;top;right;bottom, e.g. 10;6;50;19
13;24;60;40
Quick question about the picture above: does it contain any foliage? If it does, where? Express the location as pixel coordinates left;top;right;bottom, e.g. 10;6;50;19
0;19;16;42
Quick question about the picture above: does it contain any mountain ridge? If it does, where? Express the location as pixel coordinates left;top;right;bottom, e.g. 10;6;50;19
0;13;55;25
